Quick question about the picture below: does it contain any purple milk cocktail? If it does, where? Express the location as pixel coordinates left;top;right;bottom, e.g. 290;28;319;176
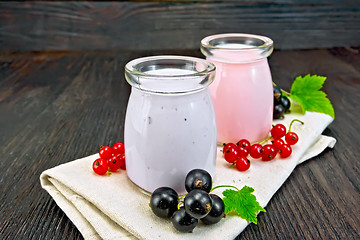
201;33;274;144
124;56;217;193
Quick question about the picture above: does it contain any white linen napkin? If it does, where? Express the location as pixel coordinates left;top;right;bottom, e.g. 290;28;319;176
40;112;336;240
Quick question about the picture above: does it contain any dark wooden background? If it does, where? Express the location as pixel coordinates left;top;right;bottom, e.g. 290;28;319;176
1;1;360;52
0;1;359;240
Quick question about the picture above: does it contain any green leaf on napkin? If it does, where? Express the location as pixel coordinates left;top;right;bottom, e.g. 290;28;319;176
288;74;335;118
222;186;266;224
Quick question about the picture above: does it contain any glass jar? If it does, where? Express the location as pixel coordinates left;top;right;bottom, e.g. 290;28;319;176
124;55;217;193
201;33;274;144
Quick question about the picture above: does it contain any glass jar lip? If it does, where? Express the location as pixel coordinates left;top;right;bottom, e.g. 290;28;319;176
201;33;273;51
124;55;216;94
125;55;216;78
201;33;273;63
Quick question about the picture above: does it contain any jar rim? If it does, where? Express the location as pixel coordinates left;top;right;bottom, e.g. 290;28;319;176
200;33;273;63
201;33;273;51
124;55;216;94
125;55;215;78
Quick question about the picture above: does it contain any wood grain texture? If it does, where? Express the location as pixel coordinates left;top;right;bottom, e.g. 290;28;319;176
0;1;359;52
0;47;359;239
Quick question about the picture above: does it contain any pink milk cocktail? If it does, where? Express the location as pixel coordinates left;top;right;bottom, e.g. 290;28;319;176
201;33;274;144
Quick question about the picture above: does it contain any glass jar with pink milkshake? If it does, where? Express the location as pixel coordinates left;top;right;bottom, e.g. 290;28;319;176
201;33;274;144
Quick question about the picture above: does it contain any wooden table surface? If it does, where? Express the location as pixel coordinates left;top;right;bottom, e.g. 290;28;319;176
0;47;359;239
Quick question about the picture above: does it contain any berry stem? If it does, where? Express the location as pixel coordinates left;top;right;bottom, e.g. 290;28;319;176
177;201;183;210
288;119;304;132
280;89;291;96
178;193;188;200
179;184;240;201
210;185;240;192
273;81;290;96
258;135;273;145
179;184;240;199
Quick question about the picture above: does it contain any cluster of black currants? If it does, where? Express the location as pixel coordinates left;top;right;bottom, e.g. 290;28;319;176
273;85;291;119
150;169;225;233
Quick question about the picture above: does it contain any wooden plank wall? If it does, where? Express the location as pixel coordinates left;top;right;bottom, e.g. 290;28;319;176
0;1;359;52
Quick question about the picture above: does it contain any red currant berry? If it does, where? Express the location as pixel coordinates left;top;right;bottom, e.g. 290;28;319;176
261;144;276;161
118;153;126;170
112;142;125;155
272;138;285;152
108;155;121;172
249;144;263;159
235;157;250;172
285;132;299;145
279;144;292;158
222;143;237;154
224;147;239;163
99;146;114;160
237;146;249;158
236;139;251;150
271;124;286;139
92;158;108;175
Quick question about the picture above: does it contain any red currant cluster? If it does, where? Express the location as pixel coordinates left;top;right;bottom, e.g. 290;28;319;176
223;119;303;171
92;142;126;175
223;140;251;172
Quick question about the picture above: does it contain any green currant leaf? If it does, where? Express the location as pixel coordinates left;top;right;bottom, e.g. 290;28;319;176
291;74;326;93
289;74;335;118
222;186;265;224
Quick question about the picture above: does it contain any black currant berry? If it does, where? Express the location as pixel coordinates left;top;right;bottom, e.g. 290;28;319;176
201;194;225;225
150;187;178;218
184;189;212;219
273;85;282;100
280;96;291;112
273;103;285;119
185;169;212;193
274;94;281;106
171;207;198;233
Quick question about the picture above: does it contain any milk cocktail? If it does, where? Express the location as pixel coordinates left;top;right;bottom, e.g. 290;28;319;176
124;56;217;193
201;33;274;144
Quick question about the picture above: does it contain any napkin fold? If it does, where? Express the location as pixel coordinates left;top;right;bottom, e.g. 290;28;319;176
40;112;336;240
